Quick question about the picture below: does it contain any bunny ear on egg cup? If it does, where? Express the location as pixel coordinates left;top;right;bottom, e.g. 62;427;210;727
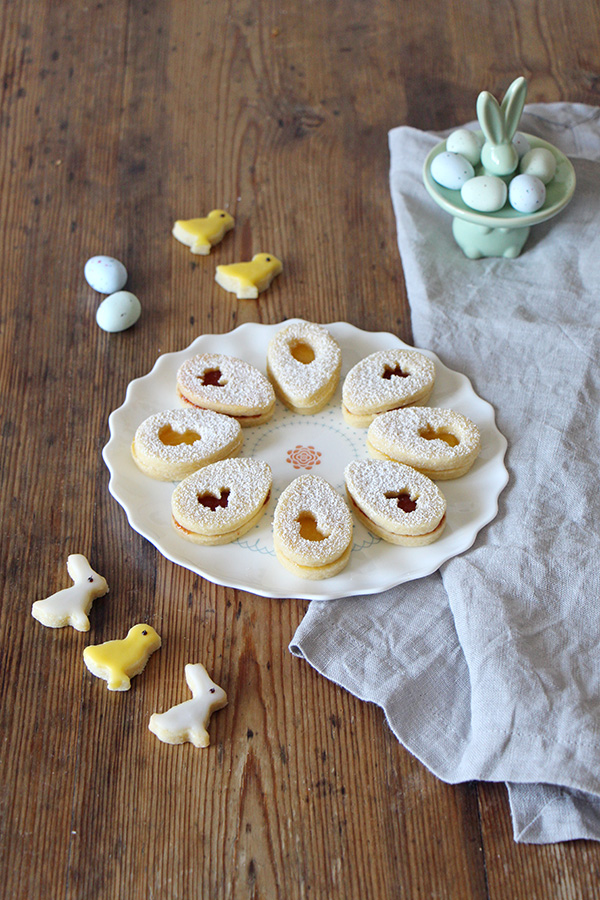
500;76;528;141
476;76;527;177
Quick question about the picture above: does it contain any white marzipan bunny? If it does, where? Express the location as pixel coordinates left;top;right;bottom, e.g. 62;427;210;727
476;76;528;176
31;554;108;632
149;663;228;748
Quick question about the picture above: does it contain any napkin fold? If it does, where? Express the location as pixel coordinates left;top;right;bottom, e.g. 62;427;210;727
290;102;600;844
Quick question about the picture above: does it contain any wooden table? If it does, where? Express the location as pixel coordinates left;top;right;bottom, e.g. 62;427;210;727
2;1;600;897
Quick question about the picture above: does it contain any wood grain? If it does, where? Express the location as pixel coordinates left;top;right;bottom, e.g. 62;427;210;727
1;0;600;898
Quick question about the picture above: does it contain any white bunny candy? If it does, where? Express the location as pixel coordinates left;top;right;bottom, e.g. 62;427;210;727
476;76;528;177
31;554;108;632
149;663;227;748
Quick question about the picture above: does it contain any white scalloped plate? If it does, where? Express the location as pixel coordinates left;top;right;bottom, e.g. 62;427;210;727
102;321;508;600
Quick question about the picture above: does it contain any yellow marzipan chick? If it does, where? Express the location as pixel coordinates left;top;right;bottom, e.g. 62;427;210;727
215;253;283;299
172;209;235;255
83;624;161;691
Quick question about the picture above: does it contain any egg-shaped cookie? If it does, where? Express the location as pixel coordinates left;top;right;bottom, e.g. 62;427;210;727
342;349;435;427
132;408;243;481
367;407;481;479
266;321;342;414
344;459;446;546
177;353;276;426
272;475;353;580
171;458;272;545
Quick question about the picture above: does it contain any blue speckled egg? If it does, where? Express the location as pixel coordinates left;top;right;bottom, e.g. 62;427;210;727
461;175;507;212
431;152;475;190
96;291;141;333
512;132;531;158
520;148;557;185
509;174;546;213
84;256;128;294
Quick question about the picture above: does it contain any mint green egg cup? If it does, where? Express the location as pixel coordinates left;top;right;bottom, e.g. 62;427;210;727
423;133;576;259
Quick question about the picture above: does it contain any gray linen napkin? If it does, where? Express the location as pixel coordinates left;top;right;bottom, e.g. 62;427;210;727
290;103;600;844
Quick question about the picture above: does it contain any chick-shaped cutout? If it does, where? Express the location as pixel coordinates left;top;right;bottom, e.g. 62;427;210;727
31;554;108;632
172;209;235;255
83;624;161;691
148;663;227;748
215;252;283;299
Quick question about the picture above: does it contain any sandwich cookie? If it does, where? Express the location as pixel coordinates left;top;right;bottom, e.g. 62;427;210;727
272;474;353;579
171;457;272;545
266;321;342;414
342;349;435;427
367;407;481;479
345;459;446;546
132;408;243;481
177;353;276;426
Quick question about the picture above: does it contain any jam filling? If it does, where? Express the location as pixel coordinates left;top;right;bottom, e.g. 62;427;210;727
382;364;409;380
200;368;226;387
197;489;230;510
180;394;264;421
384;491;418;513
297;511;327;542
419;427;460;447
158;425;202;446
290;340;315;364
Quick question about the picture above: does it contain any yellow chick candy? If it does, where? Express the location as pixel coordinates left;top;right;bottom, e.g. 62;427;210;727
172;210;235;255
215;253;283;299
83;624;161;692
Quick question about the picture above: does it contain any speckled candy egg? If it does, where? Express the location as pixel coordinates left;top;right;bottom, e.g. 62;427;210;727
461;175;507;212
446;129;482;166
84;255;128;294
512;132;531;158
520;148;557;184
508;174;546;213
96;291;141;333
431;151;475;190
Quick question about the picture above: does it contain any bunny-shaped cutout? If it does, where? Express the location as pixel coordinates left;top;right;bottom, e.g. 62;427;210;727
476;77;527;176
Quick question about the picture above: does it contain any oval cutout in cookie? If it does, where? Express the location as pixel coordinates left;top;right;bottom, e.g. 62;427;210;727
290;341;316;364
418;426;460;447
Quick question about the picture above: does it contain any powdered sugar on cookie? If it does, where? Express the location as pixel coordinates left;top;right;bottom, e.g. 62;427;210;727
368;407;480;479
272;474;353;576
342;349;435;426
266;321;342;413
172;457;272;544
132;407;243;481
345;459;446;534
177;353;275;425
